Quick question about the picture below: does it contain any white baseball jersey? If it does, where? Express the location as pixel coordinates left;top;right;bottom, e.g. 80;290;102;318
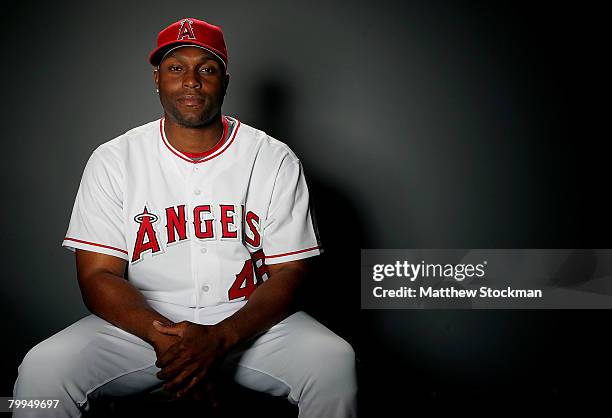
62;116;322;310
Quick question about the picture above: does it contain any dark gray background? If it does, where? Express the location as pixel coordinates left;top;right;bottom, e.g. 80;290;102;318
1;0;609;414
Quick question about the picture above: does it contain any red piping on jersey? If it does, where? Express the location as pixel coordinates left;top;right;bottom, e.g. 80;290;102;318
64;237;129;255
265;246;320;259
160;116;240;164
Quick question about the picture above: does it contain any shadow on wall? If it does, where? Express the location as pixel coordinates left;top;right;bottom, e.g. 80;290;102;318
250;76;370;348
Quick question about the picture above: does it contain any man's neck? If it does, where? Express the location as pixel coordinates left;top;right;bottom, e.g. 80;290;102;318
163;114;224;155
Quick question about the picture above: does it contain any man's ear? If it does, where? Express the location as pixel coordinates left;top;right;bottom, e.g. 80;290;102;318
153;68;159;91
223;73;231;95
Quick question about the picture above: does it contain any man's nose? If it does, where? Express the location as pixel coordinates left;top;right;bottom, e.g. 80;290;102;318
183;69;201;88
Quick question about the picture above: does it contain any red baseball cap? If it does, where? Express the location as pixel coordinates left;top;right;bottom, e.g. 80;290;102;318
149;18;228;69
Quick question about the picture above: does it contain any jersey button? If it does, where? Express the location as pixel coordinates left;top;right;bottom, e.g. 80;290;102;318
194;189;201;195
200;248;207;254
202;285;210;292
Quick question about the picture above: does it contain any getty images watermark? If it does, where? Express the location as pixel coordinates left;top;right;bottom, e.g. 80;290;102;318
361;250;612;309
371;260;541;299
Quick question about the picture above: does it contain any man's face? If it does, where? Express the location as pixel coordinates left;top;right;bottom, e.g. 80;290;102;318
154;46;229;128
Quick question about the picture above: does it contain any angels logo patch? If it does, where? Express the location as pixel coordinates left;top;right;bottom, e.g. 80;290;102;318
177;19;196;40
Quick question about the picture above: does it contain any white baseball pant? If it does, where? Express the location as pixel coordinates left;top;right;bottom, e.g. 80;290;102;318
13;301;357;418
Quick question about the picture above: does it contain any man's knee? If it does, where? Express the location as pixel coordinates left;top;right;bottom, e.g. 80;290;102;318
302;334;357;395
15;339;75;397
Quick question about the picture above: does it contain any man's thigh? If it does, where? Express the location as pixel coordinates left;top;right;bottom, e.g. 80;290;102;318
14;314;162;409
222;311;356;404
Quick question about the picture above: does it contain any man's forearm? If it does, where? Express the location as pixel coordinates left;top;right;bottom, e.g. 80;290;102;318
216;262;307;350
79;271;171;345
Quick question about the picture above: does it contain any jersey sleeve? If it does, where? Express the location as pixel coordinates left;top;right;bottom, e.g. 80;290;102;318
262;157;322;265
61;150;128;261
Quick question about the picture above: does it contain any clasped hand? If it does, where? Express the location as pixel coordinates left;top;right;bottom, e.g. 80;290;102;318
151;320;230;399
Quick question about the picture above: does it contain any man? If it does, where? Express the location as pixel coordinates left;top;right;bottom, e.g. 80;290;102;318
13;17;357;418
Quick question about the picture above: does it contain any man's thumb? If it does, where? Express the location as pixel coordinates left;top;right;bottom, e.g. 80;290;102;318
153;320;176;332
153;320;183;337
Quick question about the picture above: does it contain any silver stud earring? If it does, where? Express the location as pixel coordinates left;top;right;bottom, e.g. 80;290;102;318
156;88;159;93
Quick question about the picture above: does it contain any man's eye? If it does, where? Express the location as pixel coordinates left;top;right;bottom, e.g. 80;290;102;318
169;66;182;72
200;67;216;74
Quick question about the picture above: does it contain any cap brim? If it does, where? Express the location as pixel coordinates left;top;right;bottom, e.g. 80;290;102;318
149;41;226;68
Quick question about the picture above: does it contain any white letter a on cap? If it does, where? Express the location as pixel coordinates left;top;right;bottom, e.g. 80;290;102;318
177;19;196;40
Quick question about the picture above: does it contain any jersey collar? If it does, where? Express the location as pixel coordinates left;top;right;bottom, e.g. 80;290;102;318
159;116;240;164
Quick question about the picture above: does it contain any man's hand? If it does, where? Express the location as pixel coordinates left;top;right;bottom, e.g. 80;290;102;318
152;320;231;398
149;332;180;363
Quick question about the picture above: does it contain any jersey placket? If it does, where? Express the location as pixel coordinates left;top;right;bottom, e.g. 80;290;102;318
187;163;218;309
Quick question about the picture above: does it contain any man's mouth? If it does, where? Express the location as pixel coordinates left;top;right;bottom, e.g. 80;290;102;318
178;95;205;107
